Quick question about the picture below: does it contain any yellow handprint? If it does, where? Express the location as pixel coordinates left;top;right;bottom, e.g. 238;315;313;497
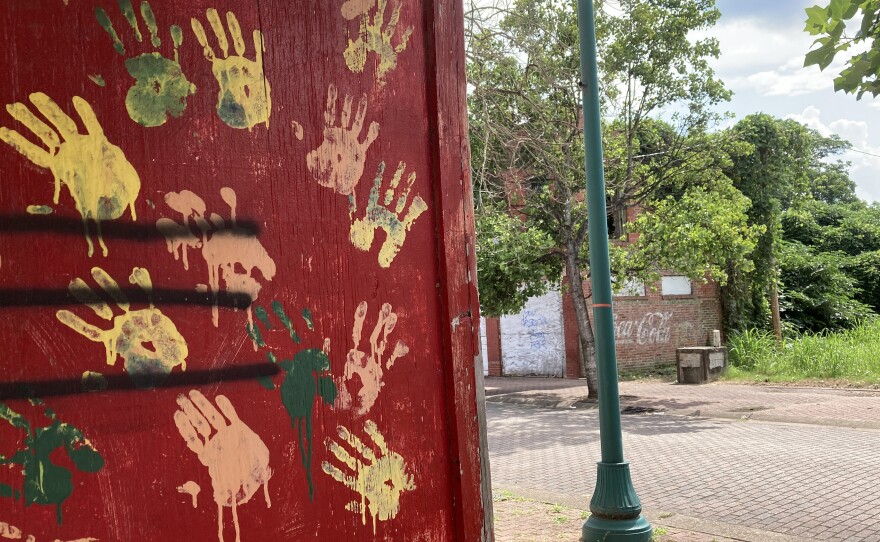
336;301;409;416
0;93;140;257
306;84;380;210
342;0;413;82
191;9;271;130
56;267;188;389
174;390;271;542
349;161;428;267
321;420;415;534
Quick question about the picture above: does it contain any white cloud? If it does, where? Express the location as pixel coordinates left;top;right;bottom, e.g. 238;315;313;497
700;12;850;99
697;18;809;77
829;119;869;145
787;106;880;202
787;105;831;135
734;57;840;97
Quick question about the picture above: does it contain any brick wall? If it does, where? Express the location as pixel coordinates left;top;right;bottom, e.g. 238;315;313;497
562;274;723;375
485;317;502;376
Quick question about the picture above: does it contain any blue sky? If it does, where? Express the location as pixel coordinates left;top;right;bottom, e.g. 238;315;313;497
708;0;880;201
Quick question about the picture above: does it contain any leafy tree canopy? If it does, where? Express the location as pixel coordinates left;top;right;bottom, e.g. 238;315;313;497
804;0;880;98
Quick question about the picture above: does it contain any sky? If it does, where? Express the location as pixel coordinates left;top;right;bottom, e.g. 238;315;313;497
709;0;880;202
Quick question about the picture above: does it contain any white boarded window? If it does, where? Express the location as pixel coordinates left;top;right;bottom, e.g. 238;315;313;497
613;277;645;297
662;276;692;295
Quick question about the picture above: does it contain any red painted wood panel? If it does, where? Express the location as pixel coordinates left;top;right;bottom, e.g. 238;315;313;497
0;1;488;540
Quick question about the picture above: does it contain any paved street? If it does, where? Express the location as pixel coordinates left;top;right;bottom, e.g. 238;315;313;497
488;401;880;541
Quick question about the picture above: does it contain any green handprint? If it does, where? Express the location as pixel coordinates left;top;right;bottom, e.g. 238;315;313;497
0;400;104;525
96;0;196;127
247;301;337;501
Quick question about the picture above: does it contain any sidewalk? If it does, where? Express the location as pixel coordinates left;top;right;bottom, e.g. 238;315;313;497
485;376;880;429
486;376;880;541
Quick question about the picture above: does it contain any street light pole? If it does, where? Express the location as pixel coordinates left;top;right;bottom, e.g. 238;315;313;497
576;0;653;540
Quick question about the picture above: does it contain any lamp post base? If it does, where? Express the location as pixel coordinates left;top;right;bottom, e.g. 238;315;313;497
581;461;653;541
582;515;653;541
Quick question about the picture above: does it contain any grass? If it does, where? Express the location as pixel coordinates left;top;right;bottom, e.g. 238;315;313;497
724;320;880;386
492;489;527;502
619;363;678;382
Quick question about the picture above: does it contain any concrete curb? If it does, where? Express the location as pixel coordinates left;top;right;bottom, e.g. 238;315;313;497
494;486;815;542
485;394;880;430
484;392;595;409
662;408;880;430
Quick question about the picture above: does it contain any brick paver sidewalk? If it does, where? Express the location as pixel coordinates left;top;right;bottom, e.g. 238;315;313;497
487;377;880;541
485;377;880;428
488;402;880;541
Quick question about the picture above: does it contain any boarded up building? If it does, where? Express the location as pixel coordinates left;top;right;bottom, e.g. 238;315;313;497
482;205;724;377
483;276;722;378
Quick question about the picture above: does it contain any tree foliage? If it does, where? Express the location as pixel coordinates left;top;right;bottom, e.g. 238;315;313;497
768;128;880;331
721;114;816;331
804;0;880;98
475;208;562;317
466;0;758;393
778;240;873;331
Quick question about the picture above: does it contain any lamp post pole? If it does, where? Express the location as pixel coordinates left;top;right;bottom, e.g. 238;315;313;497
576;1;653;540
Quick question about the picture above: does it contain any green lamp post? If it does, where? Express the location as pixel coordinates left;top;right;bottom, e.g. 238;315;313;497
576;0;653;540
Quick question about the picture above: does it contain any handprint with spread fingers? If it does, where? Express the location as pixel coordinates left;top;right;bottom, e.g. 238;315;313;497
96;0;196;126
341;0;413;82
173;390;271;542
350;161;428;267
156;187;276;328
191;8;271;130
0;93;140;257
336;301;409;416
247;301;337;501
56;267;188;389
321;420;415;533
306;84;379;209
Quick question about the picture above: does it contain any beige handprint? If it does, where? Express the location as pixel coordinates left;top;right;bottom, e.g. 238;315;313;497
174;390;271;542
342;0;413;82
349;161;428;267
0;93;140;256
156;187;276;328
336;301;408;416
306;84;379;210
321;420;415;533
56;267;187;389
191;9;271;130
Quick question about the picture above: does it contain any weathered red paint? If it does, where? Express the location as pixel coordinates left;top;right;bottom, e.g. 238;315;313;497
0;1;490;540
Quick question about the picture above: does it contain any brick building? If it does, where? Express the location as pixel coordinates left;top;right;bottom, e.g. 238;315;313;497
481;274;723;378
480;205;724;378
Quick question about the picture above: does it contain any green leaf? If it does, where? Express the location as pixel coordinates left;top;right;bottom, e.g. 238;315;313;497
829;0;849;20
805;44;837;69
805;5;831;34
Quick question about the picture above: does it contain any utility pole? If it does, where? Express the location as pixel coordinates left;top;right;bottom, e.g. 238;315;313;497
576;1;653;540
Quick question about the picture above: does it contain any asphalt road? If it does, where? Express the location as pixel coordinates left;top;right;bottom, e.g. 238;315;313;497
487;402;880;542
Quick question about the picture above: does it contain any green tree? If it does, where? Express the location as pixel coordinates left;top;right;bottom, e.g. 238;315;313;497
467;0;755;395
721;114;814;334
804;0;880;99
778;240;873;331
783;198;880;316
773;130;879;329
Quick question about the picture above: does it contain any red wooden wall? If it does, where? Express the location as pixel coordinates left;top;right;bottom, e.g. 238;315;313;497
0;1;490;540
